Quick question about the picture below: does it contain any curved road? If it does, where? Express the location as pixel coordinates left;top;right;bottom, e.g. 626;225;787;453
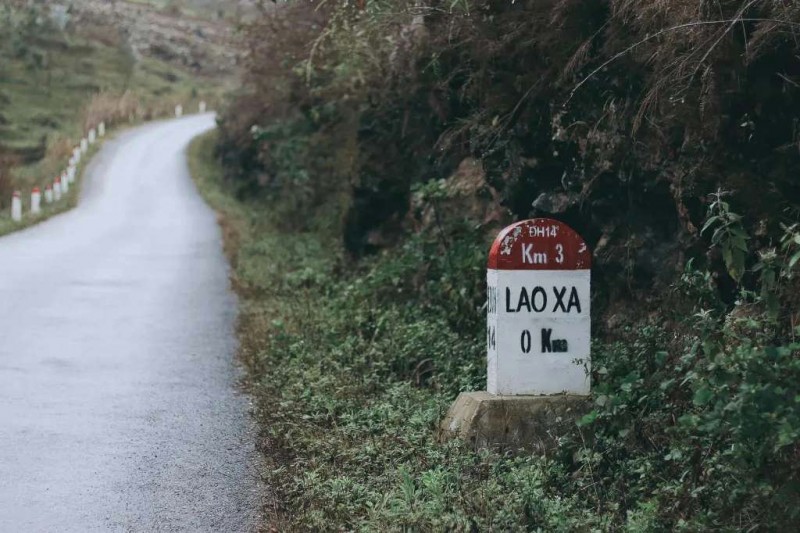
0;115;262;531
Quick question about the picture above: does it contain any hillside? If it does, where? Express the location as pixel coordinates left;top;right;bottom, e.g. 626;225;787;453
205;0;800;530
68;0;249;76
0;0;237;213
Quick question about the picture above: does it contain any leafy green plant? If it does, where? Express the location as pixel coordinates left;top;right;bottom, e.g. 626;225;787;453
702;190;749;282
780;223;800;274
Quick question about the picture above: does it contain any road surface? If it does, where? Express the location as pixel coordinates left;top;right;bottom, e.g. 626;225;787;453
0;115;262;531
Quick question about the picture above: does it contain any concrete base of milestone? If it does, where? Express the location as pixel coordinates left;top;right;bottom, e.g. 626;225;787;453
439;392;589;452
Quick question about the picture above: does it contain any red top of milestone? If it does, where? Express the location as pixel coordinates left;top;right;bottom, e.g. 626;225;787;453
488;218;591;270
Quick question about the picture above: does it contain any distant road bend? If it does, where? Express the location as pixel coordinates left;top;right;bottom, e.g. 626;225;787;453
0;115;262;531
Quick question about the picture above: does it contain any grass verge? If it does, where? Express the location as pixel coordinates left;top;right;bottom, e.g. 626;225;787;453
188;130;601;531
191;127;800;531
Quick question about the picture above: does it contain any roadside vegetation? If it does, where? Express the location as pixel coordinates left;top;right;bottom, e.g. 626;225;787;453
0;2;222;226
198;0;800;529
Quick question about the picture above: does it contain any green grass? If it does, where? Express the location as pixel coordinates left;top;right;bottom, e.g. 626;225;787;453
190;128;800;531
0;6;221;181
0;128;111;237
0;4;224;230
188;132;598;531
0;33;199;150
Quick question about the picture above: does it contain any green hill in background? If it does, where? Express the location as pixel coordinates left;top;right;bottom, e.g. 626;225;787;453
0;1;234;205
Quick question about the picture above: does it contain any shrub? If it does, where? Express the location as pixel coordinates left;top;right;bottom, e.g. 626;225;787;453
214;0;800;529
82;91;141;131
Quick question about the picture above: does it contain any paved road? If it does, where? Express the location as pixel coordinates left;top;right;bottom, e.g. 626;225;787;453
0;115;262;531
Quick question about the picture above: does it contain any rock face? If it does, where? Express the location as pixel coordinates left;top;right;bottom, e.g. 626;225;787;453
59;0;248;76
410;157;507;235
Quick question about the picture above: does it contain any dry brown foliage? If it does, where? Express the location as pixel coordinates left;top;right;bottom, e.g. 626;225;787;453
82;91;141;131
221;0;800;267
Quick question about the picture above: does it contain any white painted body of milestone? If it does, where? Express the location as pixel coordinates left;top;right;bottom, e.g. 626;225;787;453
486;219;592;396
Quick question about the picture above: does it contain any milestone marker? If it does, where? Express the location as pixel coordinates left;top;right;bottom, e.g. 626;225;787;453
486;218;591;395
11;192;22;222
44;185;53;204
54;177;62;201
31;187;41;215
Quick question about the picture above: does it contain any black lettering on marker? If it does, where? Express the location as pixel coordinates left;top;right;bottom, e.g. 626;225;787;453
553;286;568;312
541;328;552;353
505;287;515;313
505;286;581;314
516;288;531;313
567;287;582;313
531;287;547;312
541;328;569;353
520;330;532;353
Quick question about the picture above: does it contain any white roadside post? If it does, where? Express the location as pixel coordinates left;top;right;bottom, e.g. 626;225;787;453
67;166;76;184
61;173;69;194
73;147;81;164
98;122;106;137
175;104;183;118
53;177;62;201
440;218;593;450
31;187;41;215
80;138;88;154
11;191;22;222
88;128;97;144
199;101;207;113
44;184;53;204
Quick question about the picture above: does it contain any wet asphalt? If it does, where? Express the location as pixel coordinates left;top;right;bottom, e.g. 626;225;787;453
0;115;263;531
